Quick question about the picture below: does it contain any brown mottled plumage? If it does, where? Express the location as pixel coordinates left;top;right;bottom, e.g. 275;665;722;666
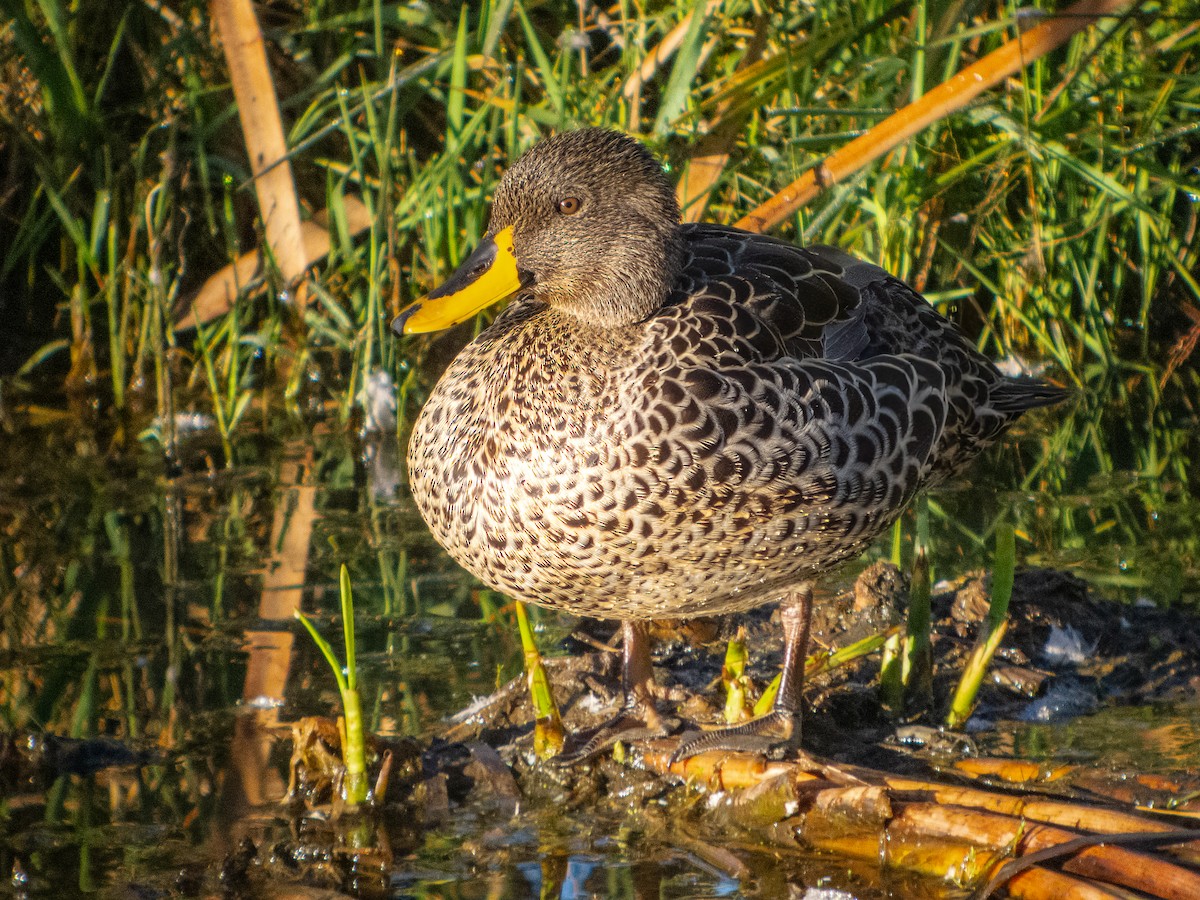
397;128;1064;759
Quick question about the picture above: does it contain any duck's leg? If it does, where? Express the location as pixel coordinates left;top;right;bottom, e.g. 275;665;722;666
557;620;677;762
669;584;813;763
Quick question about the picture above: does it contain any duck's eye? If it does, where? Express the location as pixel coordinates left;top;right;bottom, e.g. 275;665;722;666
557;196;582;215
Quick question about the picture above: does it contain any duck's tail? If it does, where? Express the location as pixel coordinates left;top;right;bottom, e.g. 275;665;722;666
991;378;1072;415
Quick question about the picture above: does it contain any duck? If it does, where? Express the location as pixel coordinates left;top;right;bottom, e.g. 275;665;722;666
392;128;1065;761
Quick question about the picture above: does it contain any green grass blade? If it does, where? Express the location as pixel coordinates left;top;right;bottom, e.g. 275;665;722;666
753;671;780;717
653;2;712;133
340;564;357;693
295;610;348;696
515;0;563;117
901;550;933;705
514;601;564;758
946;521;1016;729
480;0;516;61
447;5;470;140
722;630;751;723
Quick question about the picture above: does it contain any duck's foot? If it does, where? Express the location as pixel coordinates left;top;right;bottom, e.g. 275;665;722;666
668;709;804;764
555;702;681;765
552;619;681;764
667;586;817;765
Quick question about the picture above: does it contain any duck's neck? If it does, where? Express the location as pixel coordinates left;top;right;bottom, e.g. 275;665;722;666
542;224;685;328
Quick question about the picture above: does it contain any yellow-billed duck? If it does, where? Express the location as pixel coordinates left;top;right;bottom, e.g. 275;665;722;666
393;128;1065;761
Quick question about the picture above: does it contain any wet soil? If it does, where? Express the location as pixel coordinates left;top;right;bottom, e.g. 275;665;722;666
51;565;1197;900
437;565;1200;764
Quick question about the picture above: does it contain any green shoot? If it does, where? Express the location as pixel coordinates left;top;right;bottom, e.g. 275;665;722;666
754;672;780;718
514;601;563;759
757;625;903;718
879;632;903;714
880;518;909;709
295;564;368;806
901;550;933;707
946;522;1017;729
192;314;252;468
722;628;753;724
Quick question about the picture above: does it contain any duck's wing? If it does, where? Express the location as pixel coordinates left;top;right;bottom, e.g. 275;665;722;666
678;224;864;359
632;270;951;568
680;224;988;365
675;225;1066;478
620;335;950;574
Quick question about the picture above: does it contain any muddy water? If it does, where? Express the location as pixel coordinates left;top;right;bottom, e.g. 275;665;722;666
0;370;1197;898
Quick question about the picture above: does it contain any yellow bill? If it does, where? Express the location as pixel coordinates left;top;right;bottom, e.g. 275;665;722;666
392;226;523;335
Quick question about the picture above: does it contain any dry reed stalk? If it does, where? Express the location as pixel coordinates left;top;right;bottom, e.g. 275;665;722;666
886;776;1200;847
1001;867;1136;899
675;15;770;222
621;0;724;131
1023;826;1200;899
955;757;1075;782
895;801;1200;899
734;0;1133;234
638;740;1200;898
645;743;818;791
210;0;308;287
953;758;1200;812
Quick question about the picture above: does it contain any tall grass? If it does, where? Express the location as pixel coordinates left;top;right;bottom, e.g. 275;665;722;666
4;2;1196;400
1;1;1197;553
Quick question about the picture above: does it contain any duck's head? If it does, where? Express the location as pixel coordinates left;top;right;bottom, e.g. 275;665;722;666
393;129;683;334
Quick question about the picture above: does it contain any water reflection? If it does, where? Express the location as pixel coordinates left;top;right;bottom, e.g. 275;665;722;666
0;368;1197;896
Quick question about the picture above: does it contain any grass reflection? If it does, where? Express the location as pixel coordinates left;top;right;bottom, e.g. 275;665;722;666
0;356;1196;896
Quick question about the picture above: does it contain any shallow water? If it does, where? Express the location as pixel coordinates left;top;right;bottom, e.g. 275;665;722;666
1;369;1197;898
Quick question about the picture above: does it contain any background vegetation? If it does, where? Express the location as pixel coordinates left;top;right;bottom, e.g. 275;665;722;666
3;0;1196;610
2;0;1197;411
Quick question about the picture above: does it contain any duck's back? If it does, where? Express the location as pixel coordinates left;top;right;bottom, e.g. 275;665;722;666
677;224;1066;479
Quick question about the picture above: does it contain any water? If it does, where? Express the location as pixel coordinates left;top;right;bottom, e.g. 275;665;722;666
1;370;1197;898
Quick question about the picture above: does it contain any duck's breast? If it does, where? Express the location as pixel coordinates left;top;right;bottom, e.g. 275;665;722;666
407;308;627;608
